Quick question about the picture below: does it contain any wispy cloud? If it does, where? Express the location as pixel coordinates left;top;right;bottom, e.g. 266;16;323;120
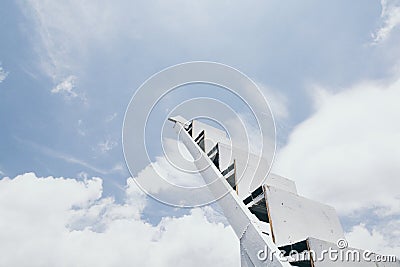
111;162;128;175
105;113;118;123
15;136;111;175
51;75;78;98
77;171;89;180
51;75;88;104
97;139;118;154
373;0;400;43
260;85;289;120
76;119;87;136
0;63;9;83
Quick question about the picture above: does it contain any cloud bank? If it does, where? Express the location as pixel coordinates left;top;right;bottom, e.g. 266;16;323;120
0;172;239;267
273;78;400;255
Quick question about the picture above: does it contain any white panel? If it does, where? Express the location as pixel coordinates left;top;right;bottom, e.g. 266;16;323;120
254;220;271;236
172;117;398;267
309;237;371;266
191;120;271;199
218;142;233;171
240;243;255;267
265;173;297;195
192;120;230;152
218;142;270;199
235;150;270;199
174;119;292;267
265;186;344;247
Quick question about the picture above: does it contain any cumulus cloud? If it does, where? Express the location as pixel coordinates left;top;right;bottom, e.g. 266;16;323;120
0;172;239;267
273;78;400;255
0;63;8;83
346;223;400;256
274;79;400;215
373;0;400;43
132;137;216;206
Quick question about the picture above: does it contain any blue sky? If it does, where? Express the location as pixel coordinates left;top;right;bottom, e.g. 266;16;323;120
0;0;400;265
0;0;394;191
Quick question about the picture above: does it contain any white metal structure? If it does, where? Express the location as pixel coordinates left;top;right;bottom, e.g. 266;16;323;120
169;116;400;267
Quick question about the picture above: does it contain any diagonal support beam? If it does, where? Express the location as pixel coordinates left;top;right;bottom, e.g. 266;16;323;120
171;119;291;267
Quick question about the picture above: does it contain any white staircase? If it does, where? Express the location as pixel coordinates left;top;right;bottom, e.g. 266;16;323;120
169;116;400;267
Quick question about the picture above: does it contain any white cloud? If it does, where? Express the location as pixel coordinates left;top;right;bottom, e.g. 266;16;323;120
0;172;239;267
132;138;216;206
274;79;400;216
18;0;299;86
51;75;78;98
346;223;400;256
50;75;87;104
0;64;9;83
373;0;400;43
273;78;400;257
